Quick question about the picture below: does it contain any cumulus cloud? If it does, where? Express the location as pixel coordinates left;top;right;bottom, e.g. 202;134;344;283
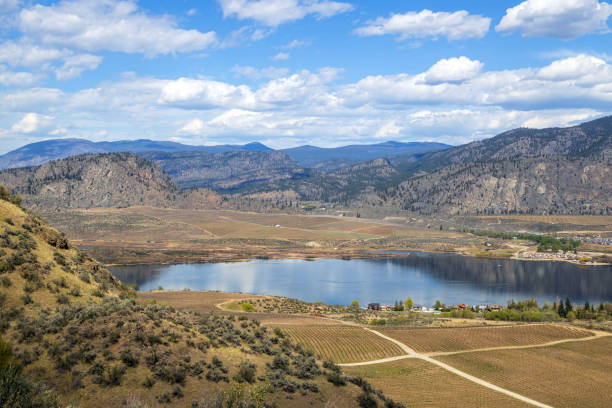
341;55;612;110
158;77;255;109
424;57;484;84
179;119;205;135
355;9;491;41
11;112;54;134
218;0;353;26
19;0;217;56
496;0;612;39
0;0;20;14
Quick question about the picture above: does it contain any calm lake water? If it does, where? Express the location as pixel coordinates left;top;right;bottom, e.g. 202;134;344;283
109;253;612;307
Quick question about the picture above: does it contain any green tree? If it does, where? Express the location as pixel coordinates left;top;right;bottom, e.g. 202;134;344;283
434;300;442;309
557;302;566;317
350;300;360;309
405;298;413;310
565;297;573;313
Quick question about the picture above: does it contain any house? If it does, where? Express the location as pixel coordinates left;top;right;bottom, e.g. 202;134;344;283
367;303;381;311
380;304;392;311
487;304;503;311
456;303;470;310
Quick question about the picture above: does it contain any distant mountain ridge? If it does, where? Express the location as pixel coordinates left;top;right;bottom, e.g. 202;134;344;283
1;116;610;215
0;138;451;171
0;138;272;170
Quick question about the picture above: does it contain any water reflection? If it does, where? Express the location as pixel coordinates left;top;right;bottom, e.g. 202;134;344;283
109;253;612;307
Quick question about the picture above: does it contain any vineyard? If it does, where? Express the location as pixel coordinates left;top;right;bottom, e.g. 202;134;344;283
344;358;530;408
379;324;591;353
436;336;612;408
282;326;405;363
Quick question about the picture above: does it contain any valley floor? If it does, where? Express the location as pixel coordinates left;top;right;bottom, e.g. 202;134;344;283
141;290;612;408
42;207;612;265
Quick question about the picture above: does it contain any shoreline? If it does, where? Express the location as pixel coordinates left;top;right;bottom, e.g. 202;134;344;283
99;246;611;267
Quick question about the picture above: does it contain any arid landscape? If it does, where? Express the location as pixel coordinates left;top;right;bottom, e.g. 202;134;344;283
1;1;612;407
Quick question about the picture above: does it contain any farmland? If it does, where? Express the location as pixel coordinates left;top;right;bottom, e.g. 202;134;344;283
344;358;531;408
281;326;406;363
436;336;612;408
379;324;593;353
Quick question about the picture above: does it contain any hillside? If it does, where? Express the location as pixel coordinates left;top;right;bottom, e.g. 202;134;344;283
387;156;612;215
394;116;612;177
0;153;221;211
142;150;310;191
0;139;272;170
0;190;402;407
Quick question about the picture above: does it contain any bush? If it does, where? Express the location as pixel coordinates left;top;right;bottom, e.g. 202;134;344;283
327;371;346;386
234;361;256;383
357;392;378;408
120;349;138;367
241;303;254;312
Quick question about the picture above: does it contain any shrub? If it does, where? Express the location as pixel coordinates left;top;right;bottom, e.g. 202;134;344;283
357;392;378;408
234;361;256;383
105;364;126;386
241;303;254;312
142;376;155;388
1;277;12;287
327;371;346;386
120;349;138;367
172;385;184;399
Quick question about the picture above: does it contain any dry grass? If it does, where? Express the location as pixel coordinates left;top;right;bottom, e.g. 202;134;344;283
344;358;531;408
436;336;612;408
281;326;405;363
138;290;267;313
379;324;592;353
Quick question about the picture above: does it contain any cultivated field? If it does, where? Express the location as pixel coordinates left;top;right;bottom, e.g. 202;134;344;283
344;358;531;408
436;336;612;408
378;324;593;353
281;326;405;363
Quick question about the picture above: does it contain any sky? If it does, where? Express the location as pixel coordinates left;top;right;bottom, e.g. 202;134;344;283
0;0;611;153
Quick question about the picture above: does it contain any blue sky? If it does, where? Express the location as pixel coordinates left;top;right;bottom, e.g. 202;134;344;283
0;0;611;153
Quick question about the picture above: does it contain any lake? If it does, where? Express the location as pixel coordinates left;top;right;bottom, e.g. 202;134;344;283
109;253;612;307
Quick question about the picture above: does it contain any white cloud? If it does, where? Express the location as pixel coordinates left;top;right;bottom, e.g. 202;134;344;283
272;52;290;60
232;65;290;79
19;0;217;56
496;0;612;39
158;77;255;109
11;112;54;134
179;119;205;135
341;55;612;110
281;39;306;49
218;0;353;26
186;8;197;16
424;57;483;84
55;54;102;80
0;65;40;86
537;54;610;82
374;120;401;139
355;9;491;41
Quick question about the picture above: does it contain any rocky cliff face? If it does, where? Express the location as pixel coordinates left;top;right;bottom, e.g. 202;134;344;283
388;156;612;215
0;153;221;210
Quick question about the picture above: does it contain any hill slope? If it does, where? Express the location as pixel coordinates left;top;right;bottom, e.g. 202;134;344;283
0;153;221;210
387;156;612;215
0;191;399;407
142;150;310;191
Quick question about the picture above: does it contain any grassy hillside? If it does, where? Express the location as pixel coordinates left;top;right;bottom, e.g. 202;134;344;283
0;189;403;407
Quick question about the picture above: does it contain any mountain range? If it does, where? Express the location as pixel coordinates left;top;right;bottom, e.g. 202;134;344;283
0;116;610;215
0;138;449;171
